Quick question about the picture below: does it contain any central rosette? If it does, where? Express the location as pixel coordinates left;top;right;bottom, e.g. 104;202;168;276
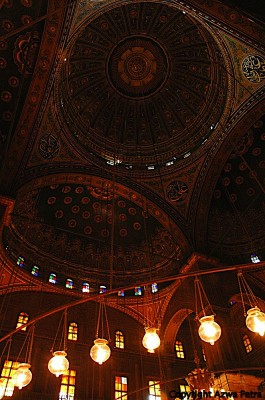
119;47;156;85
107;36;169;98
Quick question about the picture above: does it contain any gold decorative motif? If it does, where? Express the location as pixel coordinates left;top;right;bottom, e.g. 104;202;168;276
118;47;156;86
242;55;265;83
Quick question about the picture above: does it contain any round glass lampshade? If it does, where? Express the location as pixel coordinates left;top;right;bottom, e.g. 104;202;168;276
142;327;160;353
90;338;111;365
12;363;32;389
0;378;6;399
48;351;69;377
246;307;265;336
198;315;221;345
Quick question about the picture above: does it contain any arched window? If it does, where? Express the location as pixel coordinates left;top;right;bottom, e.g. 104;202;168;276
0;360;20;397
66;279;73;289
99;285;107;294
17;256;24;267
115;331;124;349
175;340;185;359
135;286;142;296
49;273;57;284
151;283;158;293
16;312;29;331
115;376;127;400
59;370;76;400
31;265;39;276
243;334;252;353
82;282;90;293
149;380;161;400
68;322;78;341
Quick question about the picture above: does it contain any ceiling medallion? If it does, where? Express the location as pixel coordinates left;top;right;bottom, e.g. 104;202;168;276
57;2;229;171
108;36;168;98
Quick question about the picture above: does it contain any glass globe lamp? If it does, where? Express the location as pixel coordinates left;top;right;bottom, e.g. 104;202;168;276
198;315;221;345
12;363;32;389
48;350;69;377
90;338;111;365
246;307;265;336
142;327;160;353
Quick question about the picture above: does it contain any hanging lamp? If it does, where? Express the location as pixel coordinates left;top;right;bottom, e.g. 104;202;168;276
90;301;111;365
48;310;69;377
12;325;34;390
238;271;265;336
142;327;160;353
195;277;221;345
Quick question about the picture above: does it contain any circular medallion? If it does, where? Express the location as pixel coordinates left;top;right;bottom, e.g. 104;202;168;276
242;55;265;83
108;36;168;98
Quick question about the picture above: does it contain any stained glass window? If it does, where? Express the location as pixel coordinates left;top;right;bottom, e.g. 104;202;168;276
49;273;57;284
17;256;24;267
115;331;124;349
149;380;161;400
135;287;142;296
66;279;73;289
175;341;185;359
0;360;20;397
16;312;29;331
82;282;90;293
115;376;127;400
151;283;158;293
59;370;76;400
68;322;78;341
31;265;39;276
118;290;124;297
99;285;106;294
243;334;252;353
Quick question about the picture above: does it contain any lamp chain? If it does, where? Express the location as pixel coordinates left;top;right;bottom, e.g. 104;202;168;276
237;271;261;314
195;277;214;318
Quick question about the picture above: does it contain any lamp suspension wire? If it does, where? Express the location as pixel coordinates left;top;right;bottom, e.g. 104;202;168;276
50;310;65;353
195;276;214;318
237;270;261;315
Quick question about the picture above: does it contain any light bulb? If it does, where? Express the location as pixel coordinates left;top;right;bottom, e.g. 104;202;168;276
246;307;265;336
12;363;32;389
48;351;69;377
142;327;160;353
90;338;111;365
198;315;221;345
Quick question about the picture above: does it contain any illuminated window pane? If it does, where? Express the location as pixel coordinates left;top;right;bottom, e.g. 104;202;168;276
17;256;24;267
115;376;127;400
115;331;124;349
31;265;39;276
243;334;252;353
59;370;76;400
135;287;142;296
149;380;161;400
118;290;124;297
151;283;158;293
175;340;185;359
180;385;190;392
66;279;73;289
16;312;29;331
99;285;106;294
82;282;90;293
0;360;20;397
68;322;78;341
49;273;57;284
